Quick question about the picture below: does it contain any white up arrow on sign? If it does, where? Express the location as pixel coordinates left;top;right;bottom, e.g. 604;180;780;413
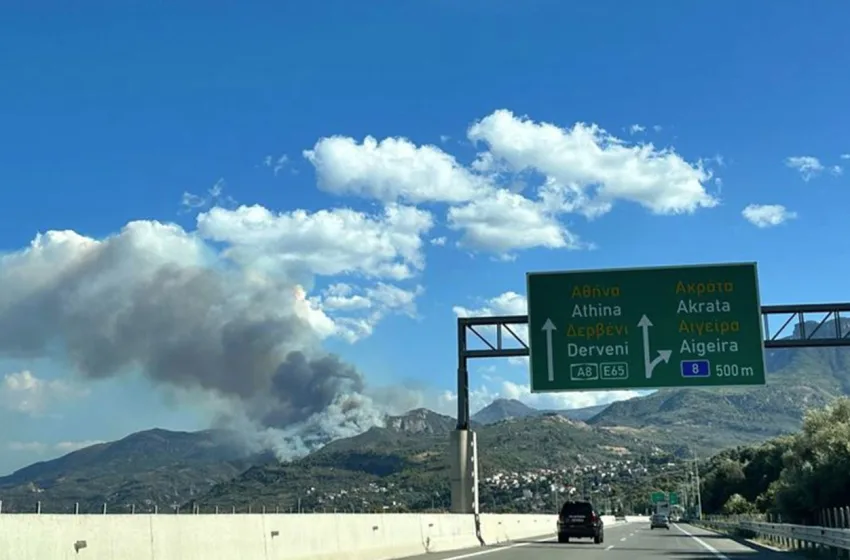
541;318;556;382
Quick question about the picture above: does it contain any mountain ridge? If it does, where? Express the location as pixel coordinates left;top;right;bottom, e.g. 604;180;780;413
470;398;610;424
1;327;848;513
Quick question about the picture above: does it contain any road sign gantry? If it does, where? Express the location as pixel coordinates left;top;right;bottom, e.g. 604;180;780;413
455;298;850;428
449;262;850;514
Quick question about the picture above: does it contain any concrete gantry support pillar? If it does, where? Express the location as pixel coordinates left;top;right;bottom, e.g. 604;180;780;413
450;429;479;514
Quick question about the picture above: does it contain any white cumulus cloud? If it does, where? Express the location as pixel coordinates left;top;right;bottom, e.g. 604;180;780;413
785;156;824;181
466;110;718;218
0;371;89;416
447;189;581;254
309;282;424;343
304;135;489;204
741;204;798;228
197;203;433;282
302;109;719;256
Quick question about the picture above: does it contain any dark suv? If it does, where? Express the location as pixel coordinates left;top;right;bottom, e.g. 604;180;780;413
557;500;604;544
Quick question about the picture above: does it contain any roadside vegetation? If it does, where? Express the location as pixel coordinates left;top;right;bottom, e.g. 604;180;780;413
700;397;850;524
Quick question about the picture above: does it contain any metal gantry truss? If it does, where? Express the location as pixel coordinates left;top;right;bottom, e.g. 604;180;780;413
455;302;850;429
761;304;850;348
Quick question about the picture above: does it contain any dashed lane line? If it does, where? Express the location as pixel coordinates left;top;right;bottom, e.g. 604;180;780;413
438;538;553;560
439;522;639;560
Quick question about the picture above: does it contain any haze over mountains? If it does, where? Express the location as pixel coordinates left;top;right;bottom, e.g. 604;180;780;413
0;320;847;513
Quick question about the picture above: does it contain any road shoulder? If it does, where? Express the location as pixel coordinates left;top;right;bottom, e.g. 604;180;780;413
675;522;803;559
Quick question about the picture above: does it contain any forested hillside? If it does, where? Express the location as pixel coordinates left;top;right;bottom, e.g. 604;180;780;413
700;397;850;524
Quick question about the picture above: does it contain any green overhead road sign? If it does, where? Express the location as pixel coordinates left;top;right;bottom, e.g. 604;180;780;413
651;492;666;504
669;492;679;505
527;263;767;392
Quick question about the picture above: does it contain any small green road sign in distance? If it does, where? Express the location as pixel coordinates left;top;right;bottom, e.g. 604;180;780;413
669;492;679;505
526;262;766;392
651;492;666;504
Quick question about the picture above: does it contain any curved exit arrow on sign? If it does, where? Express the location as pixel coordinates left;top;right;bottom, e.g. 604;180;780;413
637;315;672;379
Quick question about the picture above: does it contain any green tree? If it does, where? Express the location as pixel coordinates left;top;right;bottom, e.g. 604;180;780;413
740;437;792;503
769;398;850;523
722;493;756;515
697;397;850;521
701;458;746;513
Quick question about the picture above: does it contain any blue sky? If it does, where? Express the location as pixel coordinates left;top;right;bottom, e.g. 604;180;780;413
1;1;849;475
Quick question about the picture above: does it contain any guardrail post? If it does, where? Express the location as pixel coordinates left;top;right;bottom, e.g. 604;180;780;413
779;514;789;549
827;509;834;558
822;510;828;554
830;509;837;558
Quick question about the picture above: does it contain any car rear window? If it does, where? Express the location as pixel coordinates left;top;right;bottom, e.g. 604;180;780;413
560;502;593;516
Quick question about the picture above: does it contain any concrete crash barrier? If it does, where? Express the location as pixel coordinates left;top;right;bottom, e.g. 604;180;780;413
0;512;565;560
478;513;556;544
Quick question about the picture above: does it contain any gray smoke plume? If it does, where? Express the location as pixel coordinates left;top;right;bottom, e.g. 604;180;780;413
0;221;403;457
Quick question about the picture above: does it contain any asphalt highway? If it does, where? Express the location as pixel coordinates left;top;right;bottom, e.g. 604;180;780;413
404;522;790;560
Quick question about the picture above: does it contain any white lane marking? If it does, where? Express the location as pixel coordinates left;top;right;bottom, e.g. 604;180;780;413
438;522;637;560
674;523;731;560
437;538;551;560
620;537;627;541
605;545;614;550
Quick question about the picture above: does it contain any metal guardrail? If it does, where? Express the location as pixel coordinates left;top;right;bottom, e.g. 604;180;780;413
701;519;850;551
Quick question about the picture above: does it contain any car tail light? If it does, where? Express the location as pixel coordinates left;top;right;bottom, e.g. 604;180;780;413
590;513;599;522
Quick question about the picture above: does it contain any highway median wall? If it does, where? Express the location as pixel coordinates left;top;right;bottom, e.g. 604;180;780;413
0;512;559;560
0;512;647;560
